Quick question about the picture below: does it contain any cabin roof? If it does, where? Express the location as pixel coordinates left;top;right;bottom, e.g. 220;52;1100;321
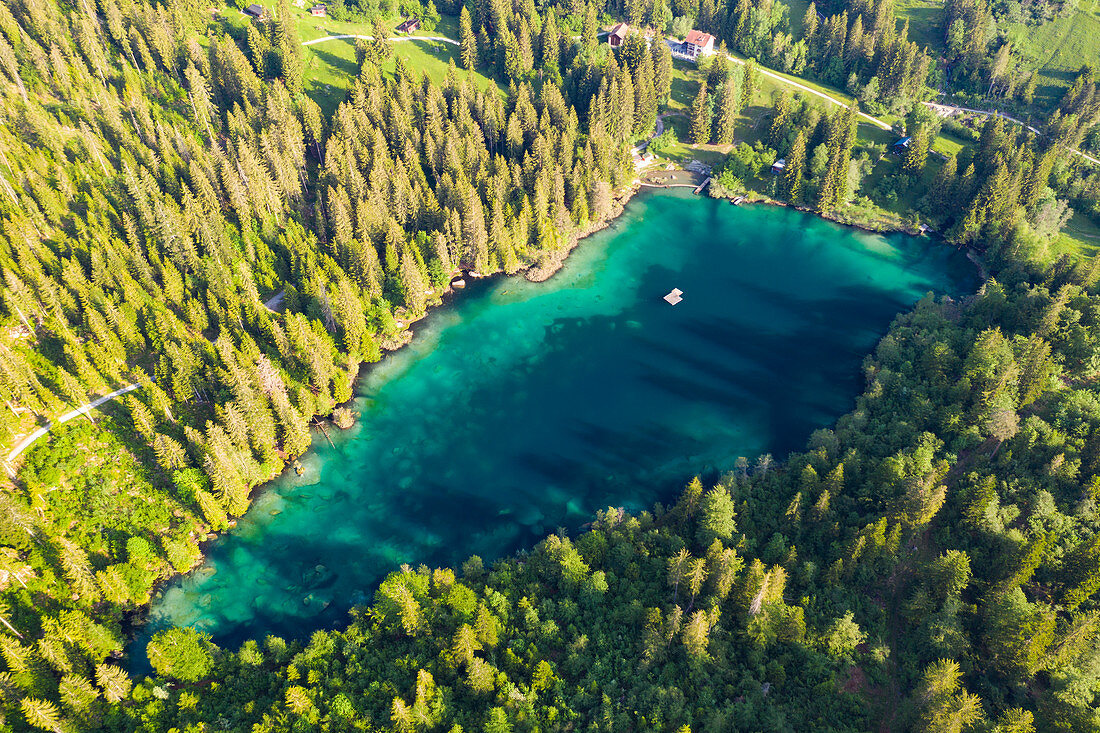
893;136;912;147
244;4;264;15
609;22;629;39
685;29;714;46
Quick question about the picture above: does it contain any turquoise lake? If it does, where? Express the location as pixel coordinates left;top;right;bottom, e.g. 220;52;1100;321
137;190;976;655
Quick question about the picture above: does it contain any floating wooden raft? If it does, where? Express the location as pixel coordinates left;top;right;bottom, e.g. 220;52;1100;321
663;288;683;305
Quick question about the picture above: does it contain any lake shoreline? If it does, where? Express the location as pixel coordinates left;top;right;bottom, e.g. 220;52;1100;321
637;162;986;280
524;183;642;282
703;189;987;279
122;180;644;661
123;177;977;663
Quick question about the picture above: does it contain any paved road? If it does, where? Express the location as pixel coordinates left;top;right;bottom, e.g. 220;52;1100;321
4;383;142;473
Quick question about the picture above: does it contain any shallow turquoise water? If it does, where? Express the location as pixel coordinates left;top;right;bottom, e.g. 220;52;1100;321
137;191;975;655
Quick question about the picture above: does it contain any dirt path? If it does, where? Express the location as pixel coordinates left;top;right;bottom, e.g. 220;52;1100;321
654;111;686;136
4;383;142;474
923;101;1100;167
263;289;286;313
924;101;1040;133
302;32;1098;168
726;57;892;131
302;34;459;46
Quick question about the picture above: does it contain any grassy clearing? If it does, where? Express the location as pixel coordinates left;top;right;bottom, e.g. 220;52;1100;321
656;114;730;166
895;0;945;49
1004;7;1100;110
219;2;462;43
384;39;502;90
669;57;854;116
1051;211;1100;260
786;0;810;36
217;5;481;114
892;0;1098;112
670;57;966;159
226;4;497;115
293;9;462;41
302;36;357;113
301;34;500;116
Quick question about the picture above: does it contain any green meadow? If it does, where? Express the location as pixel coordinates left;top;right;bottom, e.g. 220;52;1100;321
217;5;494;115
1003;6;1100;109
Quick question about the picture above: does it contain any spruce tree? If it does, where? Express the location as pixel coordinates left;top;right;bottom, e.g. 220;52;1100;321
582;3;597;55
696;486;736;547
275;0;303;93
20;698;63;733
780;129;807;202
539;8;559;72
459;6;477;70
768;89;795;148
690;82;711;144
713;77;741;145
903;125;931;174
681;609;711;661
801;1;819;43
741;58;757;108
633;46;657;136
653;40;672;102
927;153;958;212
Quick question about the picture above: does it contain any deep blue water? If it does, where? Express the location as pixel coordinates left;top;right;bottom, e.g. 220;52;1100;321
135;191;975;658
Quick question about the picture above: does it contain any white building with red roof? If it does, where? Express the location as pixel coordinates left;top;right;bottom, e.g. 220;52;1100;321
683;30;716;58
665;30;717;62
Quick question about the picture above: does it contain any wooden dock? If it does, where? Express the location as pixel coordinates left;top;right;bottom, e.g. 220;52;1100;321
693;177;711;194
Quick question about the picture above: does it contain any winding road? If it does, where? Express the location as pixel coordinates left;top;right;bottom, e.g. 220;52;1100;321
923;101;1100;167
306;30;1099;167
306;30;898;132
3;383;142;474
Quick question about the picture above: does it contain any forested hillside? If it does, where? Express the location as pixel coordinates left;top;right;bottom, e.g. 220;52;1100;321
0;0;1099;726
89;273;1100;733
0;0;647;725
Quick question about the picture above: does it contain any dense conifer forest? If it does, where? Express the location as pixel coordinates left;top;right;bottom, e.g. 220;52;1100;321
0;0;1098;726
